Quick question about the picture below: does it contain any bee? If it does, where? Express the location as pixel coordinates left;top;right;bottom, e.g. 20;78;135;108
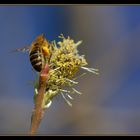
13;34;50;72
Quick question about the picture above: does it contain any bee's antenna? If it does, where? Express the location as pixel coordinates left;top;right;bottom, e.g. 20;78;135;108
40;33;45;38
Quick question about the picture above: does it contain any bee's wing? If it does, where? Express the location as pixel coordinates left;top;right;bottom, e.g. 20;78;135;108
11;45;31;53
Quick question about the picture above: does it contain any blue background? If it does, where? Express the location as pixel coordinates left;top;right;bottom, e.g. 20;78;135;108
0;5;140;135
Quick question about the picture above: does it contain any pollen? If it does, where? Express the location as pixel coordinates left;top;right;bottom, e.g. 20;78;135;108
34;34;99;108
42;47;50;56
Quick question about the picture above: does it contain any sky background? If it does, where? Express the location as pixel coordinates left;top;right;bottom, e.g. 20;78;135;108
0;5;140;135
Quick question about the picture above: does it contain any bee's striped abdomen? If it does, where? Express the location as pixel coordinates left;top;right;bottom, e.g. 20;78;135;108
29;47;44;72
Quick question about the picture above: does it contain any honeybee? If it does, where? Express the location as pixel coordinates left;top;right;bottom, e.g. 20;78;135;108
14;34;50;72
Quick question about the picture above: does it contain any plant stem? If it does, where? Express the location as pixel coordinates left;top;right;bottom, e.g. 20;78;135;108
29;64;49;135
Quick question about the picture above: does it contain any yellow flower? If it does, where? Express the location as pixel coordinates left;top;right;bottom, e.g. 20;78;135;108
34;34;99;108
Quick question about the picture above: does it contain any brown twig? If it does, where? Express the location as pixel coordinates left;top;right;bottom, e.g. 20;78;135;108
29;64;49;135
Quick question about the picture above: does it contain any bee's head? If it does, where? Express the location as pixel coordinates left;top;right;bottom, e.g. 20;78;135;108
32;34;46;46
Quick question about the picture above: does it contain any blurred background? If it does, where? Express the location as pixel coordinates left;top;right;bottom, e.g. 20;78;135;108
0;5;140;135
